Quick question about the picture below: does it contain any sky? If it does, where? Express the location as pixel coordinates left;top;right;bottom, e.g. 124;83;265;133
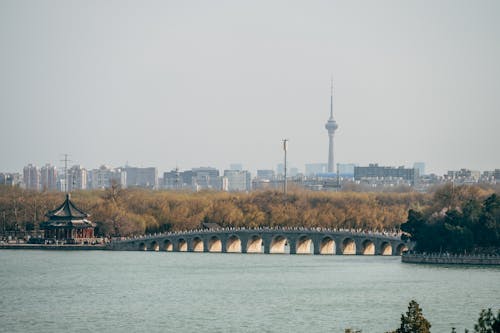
1;0;499;175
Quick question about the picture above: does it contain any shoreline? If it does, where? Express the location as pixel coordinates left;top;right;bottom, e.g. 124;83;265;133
0;244;108;251
402;252;500;266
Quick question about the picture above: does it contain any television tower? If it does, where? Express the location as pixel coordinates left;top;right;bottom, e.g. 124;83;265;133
325;78;338;173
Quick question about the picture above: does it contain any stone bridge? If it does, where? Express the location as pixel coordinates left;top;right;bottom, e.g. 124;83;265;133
110;228;410;255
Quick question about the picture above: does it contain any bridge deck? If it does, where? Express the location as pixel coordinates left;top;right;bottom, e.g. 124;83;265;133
111;228;410;256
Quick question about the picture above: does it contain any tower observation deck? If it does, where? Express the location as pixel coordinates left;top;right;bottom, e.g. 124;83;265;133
325;80;338;173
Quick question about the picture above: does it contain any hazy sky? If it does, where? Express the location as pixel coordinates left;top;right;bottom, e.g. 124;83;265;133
1;0;499;175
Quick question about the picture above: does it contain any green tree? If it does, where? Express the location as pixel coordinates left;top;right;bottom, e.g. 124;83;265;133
389;300;431;333
473;308;500;333
475;194;500;247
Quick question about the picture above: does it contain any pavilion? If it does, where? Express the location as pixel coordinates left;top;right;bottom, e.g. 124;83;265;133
40;194;96;242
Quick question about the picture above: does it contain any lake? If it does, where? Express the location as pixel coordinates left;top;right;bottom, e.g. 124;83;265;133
0;251;498;332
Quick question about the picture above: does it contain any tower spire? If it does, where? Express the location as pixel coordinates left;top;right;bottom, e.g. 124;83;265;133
325;77;339;173
330;76;334;119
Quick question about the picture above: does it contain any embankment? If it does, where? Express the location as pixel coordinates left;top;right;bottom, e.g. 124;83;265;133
402;252;500;265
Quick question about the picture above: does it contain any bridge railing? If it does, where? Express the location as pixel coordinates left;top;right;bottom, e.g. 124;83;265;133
403;252;500;260
112;226;403;243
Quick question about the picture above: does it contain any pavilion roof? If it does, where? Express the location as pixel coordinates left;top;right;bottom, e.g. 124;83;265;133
45;194;89;219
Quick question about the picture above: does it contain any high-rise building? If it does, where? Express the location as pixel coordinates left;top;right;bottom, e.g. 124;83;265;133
257;170;275;180
325;79;339;173
223;170;251;192
90;165;127;189
124;166;158;189
163;169;184;190
23;164;40;190
354;164;418;185
40;164;58;191
192;167;220;191
0;173;21;187
68;165;88;191
413;162;426;176
305;163;328;176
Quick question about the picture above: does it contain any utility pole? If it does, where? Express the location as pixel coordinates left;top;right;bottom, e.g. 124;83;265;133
60;154;71;193
282;139;288;196
2;211;5;238
337;163;340;191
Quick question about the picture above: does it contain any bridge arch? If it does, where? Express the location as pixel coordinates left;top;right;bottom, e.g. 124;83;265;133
342;238;356;255
164;239;173;252
246;235;263;253
209;236;222;252
192;237;204;252
296;235;313;254
396;243;409;255
320;236;335;255
150;241;160;252
138;242;147;251
270;235;289;254
178;238;188;252
362;239;375;255
380;242;392;255
226;235;241;253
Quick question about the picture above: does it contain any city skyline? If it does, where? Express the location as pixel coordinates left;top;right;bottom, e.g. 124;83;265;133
1;1;499;175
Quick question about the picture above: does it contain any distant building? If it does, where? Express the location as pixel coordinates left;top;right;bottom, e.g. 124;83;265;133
40;164;58;191
276;163;284;176
192;167;220;191
337;163;356;177
89;165;127;189
289;167;299;177
163;169;183;190
305;163;328;176
223;170;251;192
181;170;194;188
257;169;275;180
229;163;243;171
124;166;158;189
164;167;223;191
68;165;87;191
413;162;426;176
446;169;480;184
0;173;21;187
23;164;40;190
354;164;418;185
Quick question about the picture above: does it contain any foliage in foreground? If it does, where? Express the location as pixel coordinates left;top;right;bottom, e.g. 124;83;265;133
345;301;499;333
389;300;431;333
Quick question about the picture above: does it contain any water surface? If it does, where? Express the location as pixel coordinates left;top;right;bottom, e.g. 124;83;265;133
0;251;498;332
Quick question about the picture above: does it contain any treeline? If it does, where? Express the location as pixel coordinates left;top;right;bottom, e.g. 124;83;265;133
401;186;500;253
0;184;496;237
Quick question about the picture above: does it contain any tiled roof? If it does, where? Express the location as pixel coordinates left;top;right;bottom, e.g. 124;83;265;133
45;194;89;219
